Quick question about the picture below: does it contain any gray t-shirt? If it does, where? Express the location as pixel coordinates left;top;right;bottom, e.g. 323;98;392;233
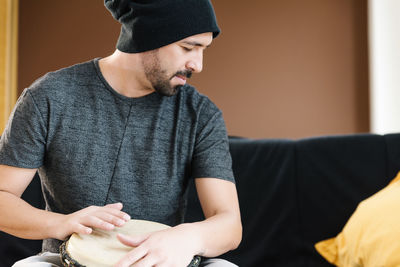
0;59;234;252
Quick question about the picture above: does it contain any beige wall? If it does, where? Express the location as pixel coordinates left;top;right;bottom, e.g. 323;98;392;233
18;0;120;90
18;0;369;139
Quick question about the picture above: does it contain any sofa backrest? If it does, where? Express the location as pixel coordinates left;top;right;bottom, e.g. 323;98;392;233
185;133;400;266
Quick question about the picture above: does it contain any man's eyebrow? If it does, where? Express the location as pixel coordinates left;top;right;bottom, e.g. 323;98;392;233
182;41;211;48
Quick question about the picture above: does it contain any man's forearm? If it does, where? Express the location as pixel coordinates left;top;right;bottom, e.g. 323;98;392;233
183;211;242;258
0;190;62;240
0;191;131;241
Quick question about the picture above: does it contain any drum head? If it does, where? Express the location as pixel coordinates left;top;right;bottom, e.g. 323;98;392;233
60;219;170;267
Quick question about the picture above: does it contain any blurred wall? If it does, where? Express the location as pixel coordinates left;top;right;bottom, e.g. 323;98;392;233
18;0;369;139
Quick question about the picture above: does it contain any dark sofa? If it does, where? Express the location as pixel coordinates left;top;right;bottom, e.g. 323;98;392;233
2;133;400;267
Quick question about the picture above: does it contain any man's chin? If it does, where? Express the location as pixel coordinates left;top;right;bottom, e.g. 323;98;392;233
155;85;183;97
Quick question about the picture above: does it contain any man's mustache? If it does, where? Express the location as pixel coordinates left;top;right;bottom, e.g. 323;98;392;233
172;70;192;79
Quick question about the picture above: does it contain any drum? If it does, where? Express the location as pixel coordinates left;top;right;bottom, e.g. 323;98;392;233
60;219;201;267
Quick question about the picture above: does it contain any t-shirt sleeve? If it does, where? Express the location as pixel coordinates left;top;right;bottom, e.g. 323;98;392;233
0;88;47;168
191;105;235;183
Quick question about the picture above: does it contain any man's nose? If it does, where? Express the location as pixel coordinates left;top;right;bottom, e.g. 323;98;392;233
186;52;203;73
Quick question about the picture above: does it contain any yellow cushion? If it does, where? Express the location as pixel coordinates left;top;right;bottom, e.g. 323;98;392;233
315;171;400;267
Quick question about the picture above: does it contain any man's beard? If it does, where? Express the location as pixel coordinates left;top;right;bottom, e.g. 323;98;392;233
141;51;192;97
148;69;192;97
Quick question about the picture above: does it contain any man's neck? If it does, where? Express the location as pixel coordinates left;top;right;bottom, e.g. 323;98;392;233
98;50;155;98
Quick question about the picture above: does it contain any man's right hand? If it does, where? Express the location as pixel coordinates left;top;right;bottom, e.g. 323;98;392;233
52;203;131;240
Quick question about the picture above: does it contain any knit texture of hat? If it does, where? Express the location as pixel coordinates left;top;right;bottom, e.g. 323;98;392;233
104;0;220;53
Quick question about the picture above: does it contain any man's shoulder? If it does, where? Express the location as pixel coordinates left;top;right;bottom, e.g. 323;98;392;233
31;59;95;87
27;59;97;99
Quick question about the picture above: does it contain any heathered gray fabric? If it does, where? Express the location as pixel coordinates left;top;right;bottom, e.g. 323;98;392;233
0;59;234;253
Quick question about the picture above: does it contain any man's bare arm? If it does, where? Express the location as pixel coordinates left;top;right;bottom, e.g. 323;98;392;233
191;177;242;257
0;165;130;240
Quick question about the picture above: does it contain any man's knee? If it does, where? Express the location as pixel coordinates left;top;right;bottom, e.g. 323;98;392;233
12;252;62;267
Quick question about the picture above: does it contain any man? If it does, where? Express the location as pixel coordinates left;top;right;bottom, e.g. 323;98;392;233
0;0;242;266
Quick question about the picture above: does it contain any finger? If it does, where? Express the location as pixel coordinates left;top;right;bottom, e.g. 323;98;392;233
81;215;116;231
95;211;128;227
105;202;123;210
114;245;147;267
117;233;148;247
100;206;131;222
131;254;158;267
73;223;92;235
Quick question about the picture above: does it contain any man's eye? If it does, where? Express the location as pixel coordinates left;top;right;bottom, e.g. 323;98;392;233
182;47;192;52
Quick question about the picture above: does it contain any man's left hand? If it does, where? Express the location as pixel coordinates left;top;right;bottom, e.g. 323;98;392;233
113;223;199;267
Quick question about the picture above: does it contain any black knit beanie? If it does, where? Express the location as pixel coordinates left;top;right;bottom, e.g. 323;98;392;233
104;0;220;53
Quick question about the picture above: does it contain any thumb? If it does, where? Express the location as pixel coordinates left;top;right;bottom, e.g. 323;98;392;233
116;233;148;247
